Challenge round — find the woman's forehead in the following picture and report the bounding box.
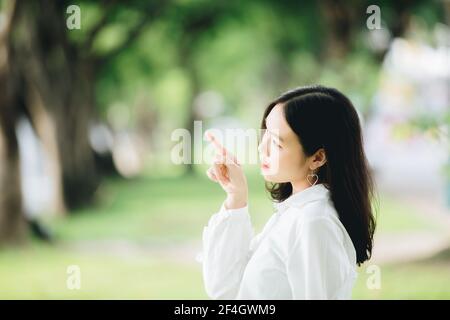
[266,103,295,142]
[266,104,284,126]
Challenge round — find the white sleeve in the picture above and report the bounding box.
[198,203,254,300]
[286,217,349,299]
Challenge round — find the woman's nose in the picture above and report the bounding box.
[257,142,263,154]
[258,137,269,157]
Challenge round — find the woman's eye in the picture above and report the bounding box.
[271,138,282,149]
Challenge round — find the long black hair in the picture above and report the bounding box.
[261,85,377,265]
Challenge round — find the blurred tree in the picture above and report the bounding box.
[0,0,168,244]
[0,0,27,244]
[166,1,240,174]
[0,0,445,244]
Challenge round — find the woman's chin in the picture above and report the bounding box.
[260,170,284,183]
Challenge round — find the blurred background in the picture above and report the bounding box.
[0,0,448,299]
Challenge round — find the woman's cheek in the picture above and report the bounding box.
[272,151,289,177]
[280,152,303,179]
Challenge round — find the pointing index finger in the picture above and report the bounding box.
[205,130,238,164]
[206,131,226,154]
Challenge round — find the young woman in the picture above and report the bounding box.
[199,85,376,300]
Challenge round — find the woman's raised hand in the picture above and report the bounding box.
[205,131,248,209]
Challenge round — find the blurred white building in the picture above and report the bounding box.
[16,117,55,218]
[365,31,449,207]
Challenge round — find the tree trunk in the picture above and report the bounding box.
[0,0,27,244]
[0,91,26,245]
[25,83,66,214]
[12,1,100,210]
[320,0,357,60]
[53,62,100,209]
[180,40,201,175]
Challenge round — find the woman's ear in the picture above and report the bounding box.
[310,148,327,171]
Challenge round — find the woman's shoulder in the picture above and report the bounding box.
[283,197,343,238]
[280,197,356,264]
[288,196,337,221]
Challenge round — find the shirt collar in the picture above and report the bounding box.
[272,183,330,212]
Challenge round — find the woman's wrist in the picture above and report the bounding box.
[225,194,248,210]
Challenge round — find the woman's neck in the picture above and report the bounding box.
[291,179,311,194]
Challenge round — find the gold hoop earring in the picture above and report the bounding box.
[307,172,318,186]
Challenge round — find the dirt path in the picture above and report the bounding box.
[371,194,450,265]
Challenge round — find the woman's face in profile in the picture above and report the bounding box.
[258,103,310,184]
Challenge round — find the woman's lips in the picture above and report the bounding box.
[261,162,270,170]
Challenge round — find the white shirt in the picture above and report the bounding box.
[197,183,358,300]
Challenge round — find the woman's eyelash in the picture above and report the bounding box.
[271,138,282,148]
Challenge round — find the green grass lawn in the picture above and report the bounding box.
[45,171,275,243]
[0,172,448,299]
[1,242,449,299]
[353,260,450,299]
[0,243,206,299]
[46,172,444,242]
